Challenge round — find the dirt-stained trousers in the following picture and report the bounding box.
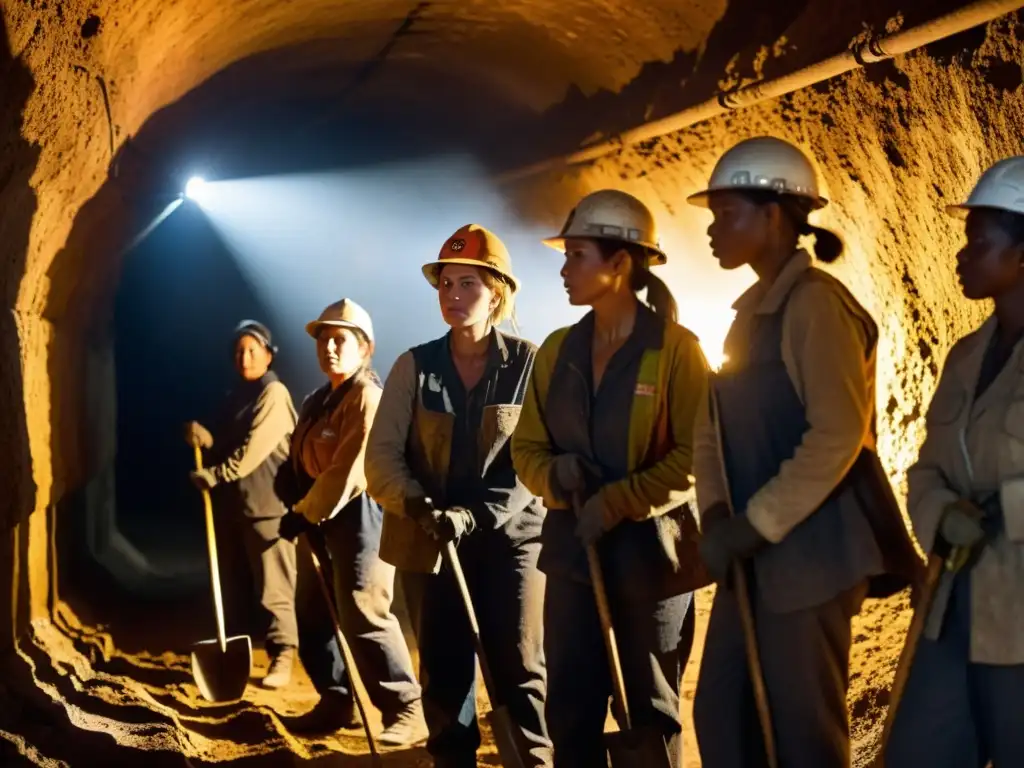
[296,493,421,719]
[401,528,552,768]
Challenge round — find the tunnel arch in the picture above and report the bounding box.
[3,0,1024,764]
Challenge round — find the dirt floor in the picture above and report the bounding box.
[0,577,907,767]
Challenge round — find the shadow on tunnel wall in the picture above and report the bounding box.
[1,12,42,656]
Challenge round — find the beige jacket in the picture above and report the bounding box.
[908,316,1024,664]
[291,375,381,525]
[693,251,877,543]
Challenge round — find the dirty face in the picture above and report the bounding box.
[560,237,628,306]
[956,209,1024,301]
[317,326,368,380]
[235,334,273,381]
[706,191,775,271]
[438,264,497,328]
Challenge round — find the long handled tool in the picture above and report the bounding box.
[306,536,382,766]
[874,427,977,765]
[190,442,253,703]
[710,389,778,768]
[873,553,944,766]
[574,490,672,767]
[442,541,527,768]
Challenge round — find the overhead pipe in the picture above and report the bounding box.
[497,0,1024,185]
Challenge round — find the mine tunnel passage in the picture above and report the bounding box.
[3,0,1024,765]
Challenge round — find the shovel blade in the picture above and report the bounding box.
[605,726,672,768]
[190,635,253,703]
[485,706,528,768]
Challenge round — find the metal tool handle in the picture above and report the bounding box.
[585,542,634,730]
[194,442,228,653]
[709,388,778,768]
[443,541,502,704]
[307,539,380,762]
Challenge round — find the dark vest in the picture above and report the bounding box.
[715,270,921,613]
[379,331,543,573]
[538,309,707,600]
[216,371,287,519]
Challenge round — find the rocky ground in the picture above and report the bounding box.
[0,579,908,767]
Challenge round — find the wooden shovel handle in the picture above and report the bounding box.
[585,542,634,731]
[307,540,380,761]
[874,554,945,764]
[194,442,228,652]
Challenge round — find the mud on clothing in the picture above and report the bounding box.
[885,316,1024,766]
[281,373,420,715]
[692,253,919,768]
[511,303,709,767]
[206,371,298,652]
[366,330,551,767]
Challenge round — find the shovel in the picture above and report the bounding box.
[190,442,253,703]
[442,540,528,768]
[582,533,672,767]
[872,553,944,766]
[306,536,382,766]
[710,387,778,768]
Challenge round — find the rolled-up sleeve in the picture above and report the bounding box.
[210,381,295,485]
[744,281,873,543]
[365,351,426,515]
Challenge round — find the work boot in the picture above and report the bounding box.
[378,699,428,746]
[262,649,295,690]
[281,692,359,735]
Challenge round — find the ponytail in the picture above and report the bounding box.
[637,270,679,323]
[744,190,845,264]
[799,221,844,264]
[597,239,680,323]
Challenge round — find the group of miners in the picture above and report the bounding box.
[183,135,1024,768]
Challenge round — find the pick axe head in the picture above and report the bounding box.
[190,635,253,703]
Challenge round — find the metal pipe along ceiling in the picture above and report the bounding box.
[498,0,1024,184]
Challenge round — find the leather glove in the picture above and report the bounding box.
[939,499,985,549]
[549,454,599,504]
[190,468,217,491]
[420,507,476,544]
[184,421,214,449]
[699,514,767,588]
[279,510,313,542]
[575,493,619,546]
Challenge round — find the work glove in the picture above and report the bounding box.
[939,499,985,549]
[549,453,600,505]
[279,510,313,542]
[420,507,476,544]
[698,513,767,588]
[190,468,217,491]
[574,493,621,546]
[184,421,214,450]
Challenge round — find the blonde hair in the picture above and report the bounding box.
[479,268,519,332]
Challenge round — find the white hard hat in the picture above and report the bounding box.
[306,298,375,346]
[946,156,1024,219]
[543,189,667,265]
[687,136,828,209]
